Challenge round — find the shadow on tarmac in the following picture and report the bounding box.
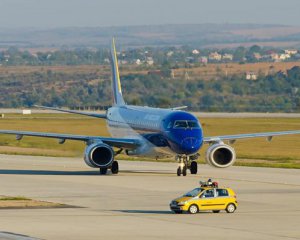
[0,169,175,176]
[113,210,211,215]
[0,169,102,176]
[113,209,173,214]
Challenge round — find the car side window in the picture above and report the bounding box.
[201,189,215,198]
[216,189,229,197]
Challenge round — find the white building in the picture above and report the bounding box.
[246,72,257,80]
[192,49,200,55]
[167,51,174,57]
[253,53,262,60]
[285,49,298,55]
[146,57,154,65]
[135,59,142,65]
[270,53,280,62]
[222,53,233,61]
[279,53,291,61]
[209,52,222,61]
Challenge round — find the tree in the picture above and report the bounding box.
[233,47,246,62]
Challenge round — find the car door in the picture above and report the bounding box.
[198,189,217,210]
[213,188,230,210]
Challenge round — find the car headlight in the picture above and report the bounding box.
[178,201,187,206]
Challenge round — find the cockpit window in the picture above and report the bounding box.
[174,120,200,129]
[174,120,188,128]
[188,121,199,128]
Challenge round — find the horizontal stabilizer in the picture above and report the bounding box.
[170,106,188,110]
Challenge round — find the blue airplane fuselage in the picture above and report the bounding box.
[106,105,203,157]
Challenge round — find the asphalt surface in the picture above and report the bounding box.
[0,154,299,240]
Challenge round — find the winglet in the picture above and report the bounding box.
[111,38,125,106]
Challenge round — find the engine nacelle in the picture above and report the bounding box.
[84,143,114,168]
[206,143,236,168]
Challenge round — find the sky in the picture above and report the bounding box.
[0,0,299,28]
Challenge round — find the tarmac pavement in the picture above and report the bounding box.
[0,154,299,240]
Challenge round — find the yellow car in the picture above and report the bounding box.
[170,185,238,214]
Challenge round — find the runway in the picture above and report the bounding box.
[0,154,299,240]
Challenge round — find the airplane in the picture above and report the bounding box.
[1,39,300,176]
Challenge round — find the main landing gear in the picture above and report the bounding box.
[176,155,198,176]
[99,161,119,175]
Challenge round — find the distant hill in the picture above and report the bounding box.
[1,24,300,48]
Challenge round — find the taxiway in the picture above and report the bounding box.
[0,154,299,240]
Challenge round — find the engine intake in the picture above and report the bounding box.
[206,143,236,168]
[84,143,114,168]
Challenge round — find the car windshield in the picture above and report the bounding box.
[174,120,200,129]
[184,188,203,197]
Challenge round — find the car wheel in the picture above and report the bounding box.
[174,210,182,214]
[226,203,236,213]
[188,204,198,214]
[212,210,220,213]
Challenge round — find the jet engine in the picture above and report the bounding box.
[205,143,236,168]
[84,142,114,168]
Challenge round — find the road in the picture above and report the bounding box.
[0,154,299,240]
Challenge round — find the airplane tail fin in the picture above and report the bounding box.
[110,38,125,106]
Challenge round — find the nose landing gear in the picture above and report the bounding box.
[176,155,198,176]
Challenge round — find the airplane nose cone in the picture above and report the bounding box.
[181,137,201,154]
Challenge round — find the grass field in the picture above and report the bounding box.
[0,195,66,208]
[1,114,300,169]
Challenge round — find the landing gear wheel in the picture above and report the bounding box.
[176,155,189,176]
[190,161,198,174]
[111,161,119,174]
[188,204,198,214]
[177,167,181,176]
[100,168,108,175]
[182,166,187,176]
[226,203,236,213]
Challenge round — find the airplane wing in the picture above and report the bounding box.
[203,130,300,144]
[34,105,107,119]
[0,130,140,149]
